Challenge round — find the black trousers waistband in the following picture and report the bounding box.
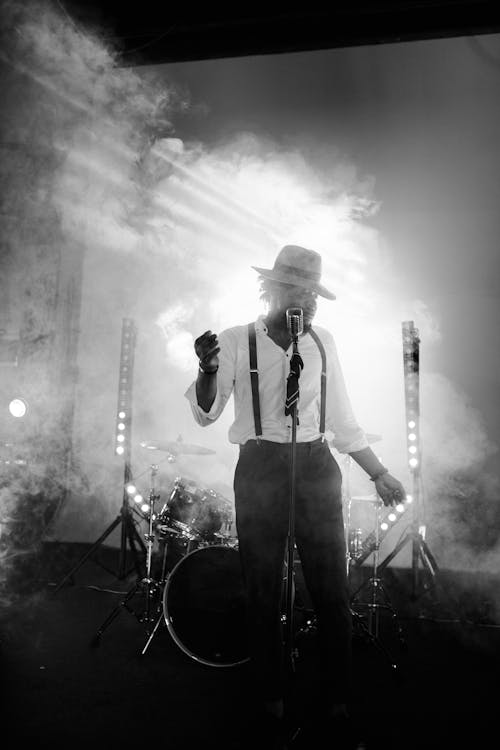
[239,437,325,453]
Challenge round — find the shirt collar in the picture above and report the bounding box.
[255,315,268,334]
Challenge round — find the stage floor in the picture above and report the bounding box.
[1,542,499,749]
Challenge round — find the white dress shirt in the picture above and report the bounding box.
[185,315,369,453]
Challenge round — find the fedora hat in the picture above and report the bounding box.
[252,245,335,300]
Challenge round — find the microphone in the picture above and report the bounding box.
[286,307,304,338]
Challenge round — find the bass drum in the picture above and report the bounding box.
[163,544,249,668]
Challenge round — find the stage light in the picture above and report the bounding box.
[135,494,143,503]
[140,503,150,513]
[8,398,28,418]
[126,484,136,495]
[114,319,137,458]
[353,490,414,566]
[409,446,417,454]
[408,433,416,441]
[409,458,419,468]
[116,446,124,455]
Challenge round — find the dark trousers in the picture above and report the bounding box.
[234,438,352,703]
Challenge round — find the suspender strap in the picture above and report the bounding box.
[248,322,262,438]
[308,327,327,438]
[247,323,327,440]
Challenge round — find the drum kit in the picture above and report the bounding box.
[93,432,402,669]
[93,439,249,668]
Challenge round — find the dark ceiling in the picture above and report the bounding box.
[62,1,500,67]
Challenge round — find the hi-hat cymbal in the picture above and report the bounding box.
[139,440,215,456]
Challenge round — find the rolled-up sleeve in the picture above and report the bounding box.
[184,328,236,426]
[324,333,369,454]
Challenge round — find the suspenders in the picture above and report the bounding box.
[308,327,327,436]
[248,323,263,438]
[247,322,326,440]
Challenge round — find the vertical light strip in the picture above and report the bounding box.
[115,318,137,459]
[402,321,420,474]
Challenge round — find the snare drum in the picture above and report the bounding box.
[163,544,249,667]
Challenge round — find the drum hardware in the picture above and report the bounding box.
[348,493,405,670]
[295,484,403,676]
[142,480,236,657]
[91,463,168,648]
[155,477,235,547]
[162,543,249,668]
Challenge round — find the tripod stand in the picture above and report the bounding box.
[349,495,405,665]
[377,483,439,602]
[388,319,439,602]
[91,463,164,646]
[53,462,147,592]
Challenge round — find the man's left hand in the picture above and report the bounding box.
[374,473,407,507]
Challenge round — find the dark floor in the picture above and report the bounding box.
[1,541,499,749]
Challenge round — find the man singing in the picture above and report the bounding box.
[185,245,406,748]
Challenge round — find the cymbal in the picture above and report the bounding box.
[139,440,215,456]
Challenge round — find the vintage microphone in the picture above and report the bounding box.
[283,307,304,723]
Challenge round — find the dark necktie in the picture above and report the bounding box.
[285,349,304,421]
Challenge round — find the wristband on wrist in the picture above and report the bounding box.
[369,467,389,482]
[199,362,218,375]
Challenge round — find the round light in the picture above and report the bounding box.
[126,484,136,495]
[396,504,405,513]
[8,398,28,418]
[408,420,416,429]
[406,494,413,503]
[140,503,150,513]
[381,522,389,531]
[118,411,126,419]
[409,446,417,454]
[408,433,416,441]
[388,513,396,522]
[135,494,143,503]
[117,434,125,443]
[118,423,125,430]
[116,446,125,455]
[409,458,419,468]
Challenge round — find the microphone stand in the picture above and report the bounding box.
[283,309,304,743]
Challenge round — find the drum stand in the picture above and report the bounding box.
[91,464,165,648]
[349,495,405,667]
